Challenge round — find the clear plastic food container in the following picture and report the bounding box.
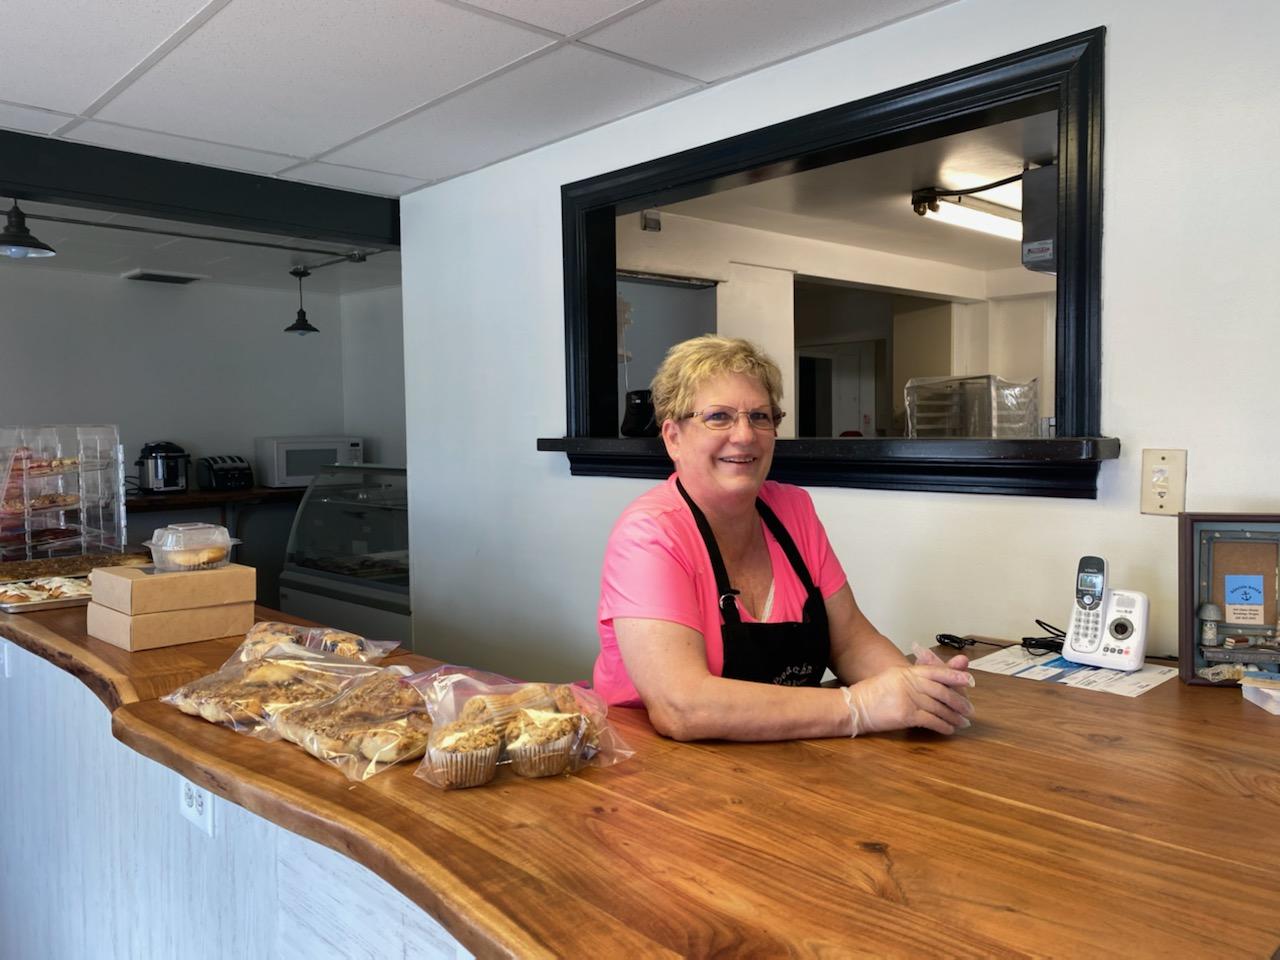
[142,522,240,572]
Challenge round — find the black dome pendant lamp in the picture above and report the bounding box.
[284,265,319,335]
[1,201,57,259]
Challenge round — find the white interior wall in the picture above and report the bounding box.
[400,0,1280,678]
[989,295,1053,410]
[618,210,989,300]
[715,263,796,437]
[340,285,407,467]
[0,267,346,464]
[891,300,953,414]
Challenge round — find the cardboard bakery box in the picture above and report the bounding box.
[86,601,255,652]
[90,563,256,615]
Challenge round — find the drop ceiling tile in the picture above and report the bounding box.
[66,121,300,175]
[326,45,696,181]
[96,0,555,157]
[458,0,648,35]
[0,103,72,136]
[584,0,947,81]
[279,163,425,197]
[3,0,213,114]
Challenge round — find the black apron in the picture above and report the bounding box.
[677,479,830,686]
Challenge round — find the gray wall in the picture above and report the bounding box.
[341,285,407,466]
[615,279,716,427]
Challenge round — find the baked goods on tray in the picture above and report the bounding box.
[0,552,148,582]
[0,575,92,607]
[163,649,383,736]
[273,666,432,780]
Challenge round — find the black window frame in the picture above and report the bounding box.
[538,27,1118,499]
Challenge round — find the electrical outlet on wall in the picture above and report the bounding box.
[179,777,215,837]
[1140,449,1187,515]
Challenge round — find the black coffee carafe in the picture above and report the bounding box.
[620,389,659,437]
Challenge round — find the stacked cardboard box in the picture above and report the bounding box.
[87,563,256,651]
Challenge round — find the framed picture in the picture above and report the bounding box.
[1178,512,1280,685]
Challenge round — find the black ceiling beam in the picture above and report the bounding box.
[0,130,399,249]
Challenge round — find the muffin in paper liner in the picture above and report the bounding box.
[504,709,585,779]
[422,720,502,789]
[506,732,575,778]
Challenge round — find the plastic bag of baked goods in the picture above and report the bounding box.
[409,666,633,790]
[226,620,399,664]
[163,645,384,738]
[271,665,432,781]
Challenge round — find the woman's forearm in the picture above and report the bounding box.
[649,676,854,742]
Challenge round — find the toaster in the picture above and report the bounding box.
[196,455,254,491]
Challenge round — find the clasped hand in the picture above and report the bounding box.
[841,645,975,736]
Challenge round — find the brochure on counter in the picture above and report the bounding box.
[969,646,1178,697]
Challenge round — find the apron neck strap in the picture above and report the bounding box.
[675,479,821,620]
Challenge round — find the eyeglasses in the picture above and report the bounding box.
[683,404,784,431]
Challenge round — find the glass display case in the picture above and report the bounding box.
[278,465,411,644]
[1,425,127,563]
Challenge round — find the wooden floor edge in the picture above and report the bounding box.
[109,707,678,960]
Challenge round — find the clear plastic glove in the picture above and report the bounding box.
[841,645,975,736]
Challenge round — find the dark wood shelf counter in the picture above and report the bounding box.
[4,609,1280,957]
[126,486,305,514]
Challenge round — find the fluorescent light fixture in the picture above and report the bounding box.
[921,195,1022,241]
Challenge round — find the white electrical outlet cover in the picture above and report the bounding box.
[179,777,215,837]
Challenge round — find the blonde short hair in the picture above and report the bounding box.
[650,335,783,425]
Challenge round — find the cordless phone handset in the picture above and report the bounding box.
[1067,556,1107,653]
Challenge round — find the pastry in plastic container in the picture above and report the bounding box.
[410,667,634,790]
[162,646,383,737]
[229,620,398,664]
[143,522,239,572]
[272,666,432,780]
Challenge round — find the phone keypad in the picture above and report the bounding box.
[1070,605,1103,652]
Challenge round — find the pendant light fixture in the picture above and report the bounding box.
[1,201,57,259]
[284,265,319,335]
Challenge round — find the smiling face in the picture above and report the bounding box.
[662,372,776,513]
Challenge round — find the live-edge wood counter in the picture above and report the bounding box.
[4,609,1280,958]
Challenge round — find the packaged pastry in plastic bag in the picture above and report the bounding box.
[409,666,633,790]
[271,665,432,780]
[227,620,399,664]
[162,645,384,738]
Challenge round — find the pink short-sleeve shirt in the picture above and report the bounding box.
[593,475,847,706]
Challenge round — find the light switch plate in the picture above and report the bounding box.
[1140,449,1187,515]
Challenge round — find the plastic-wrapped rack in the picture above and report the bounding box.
[0,424,127,564]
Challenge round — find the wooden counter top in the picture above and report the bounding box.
[114,657,1280,959]
[6,608,1280,957]
[0,604,310,710]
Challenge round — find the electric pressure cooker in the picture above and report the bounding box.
[135,441,191,494]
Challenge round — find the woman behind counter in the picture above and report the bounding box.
[593,335,975,742]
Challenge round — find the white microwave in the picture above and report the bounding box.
[255,436,363,487]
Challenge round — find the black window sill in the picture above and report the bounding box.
[536,437,1121,499]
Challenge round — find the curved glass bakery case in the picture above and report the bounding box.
[278,465,411,645]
